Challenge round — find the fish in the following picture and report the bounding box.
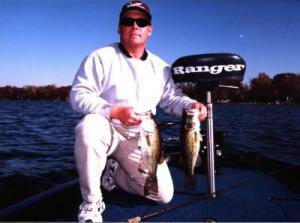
[138,113,164,196]
[181,108,202,187]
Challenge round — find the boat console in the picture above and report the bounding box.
[171,53,245,89]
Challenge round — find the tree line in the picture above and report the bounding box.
[0,85,71,101]
[181,72,300,104]
[0,73,299,103]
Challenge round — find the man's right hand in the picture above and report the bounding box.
[110,106,142,126]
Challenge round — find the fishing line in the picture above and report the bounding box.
[127,164,298,222]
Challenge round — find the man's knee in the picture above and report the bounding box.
[146,176,174,204]
[76,114,108,131]
[75,114,112,147]
[156,183,174,204]
[155,162,174,204]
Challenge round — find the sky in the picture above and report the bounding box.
[0,0,300,87]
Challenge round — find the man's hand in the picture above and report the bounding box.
[110,106,141,126]
[191,102,207,121]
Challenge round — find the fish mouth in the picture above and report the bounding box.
[184,123,198,130]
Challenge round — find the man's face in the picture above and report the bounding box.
[119,10,152,48]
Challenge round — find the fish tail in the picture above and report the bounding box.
[184,174,197,187]
[144,176,158,195]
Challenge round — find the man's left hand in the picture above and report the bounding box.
[191,102,207,121]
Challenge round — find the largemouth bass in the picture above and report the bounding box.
[138,113,163,195]
[182,108,202,187]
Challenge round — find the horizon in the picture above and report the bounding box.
[1,0,300,87]
[1,71,299,88]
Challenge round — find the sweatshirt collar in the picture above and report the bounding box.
[118,43,148,61]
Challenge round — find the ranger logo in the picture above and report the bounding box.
[172,64,245,75]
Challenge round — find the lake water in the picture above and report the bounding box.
[0,101,299,208]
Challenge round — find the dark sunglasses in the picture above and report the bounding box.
[120,17,151,28]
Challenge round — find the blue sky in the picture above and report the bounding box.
[0,0,299,87]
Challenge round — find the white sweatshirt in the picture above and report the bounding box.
[70,43,196,123]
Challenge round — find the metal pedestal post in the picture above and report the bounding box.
[206,91,216,197]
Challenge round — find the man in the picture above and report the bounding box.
[70,1,207,222]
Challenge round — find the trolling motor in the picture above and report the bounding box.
[171,53,246,197]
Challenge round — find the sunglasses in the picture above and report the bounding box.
[120,17,151,28]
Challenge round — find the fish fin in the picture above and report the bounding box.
[184,175,197,187]
[194,132,197,143]
[164,156,171,163]
[146,134,151,147]
[158,151,165,164]
[195,154,202,167]
[138,156,148,174]
[194,131,200,143]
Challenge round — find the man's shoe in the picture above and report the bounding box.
[101,158,119,192]
[78,200,105,222]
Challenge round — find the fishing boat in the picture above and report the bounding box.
[0,142,299,222]
[1,54,299,222]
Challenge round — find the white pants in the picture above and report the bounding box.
[74,114,174,204]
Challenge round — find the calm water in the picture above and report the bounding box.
[0,101,299,208]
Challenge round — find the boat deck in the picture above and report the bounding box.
[1,163,299,222]
[105,166,300,222]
